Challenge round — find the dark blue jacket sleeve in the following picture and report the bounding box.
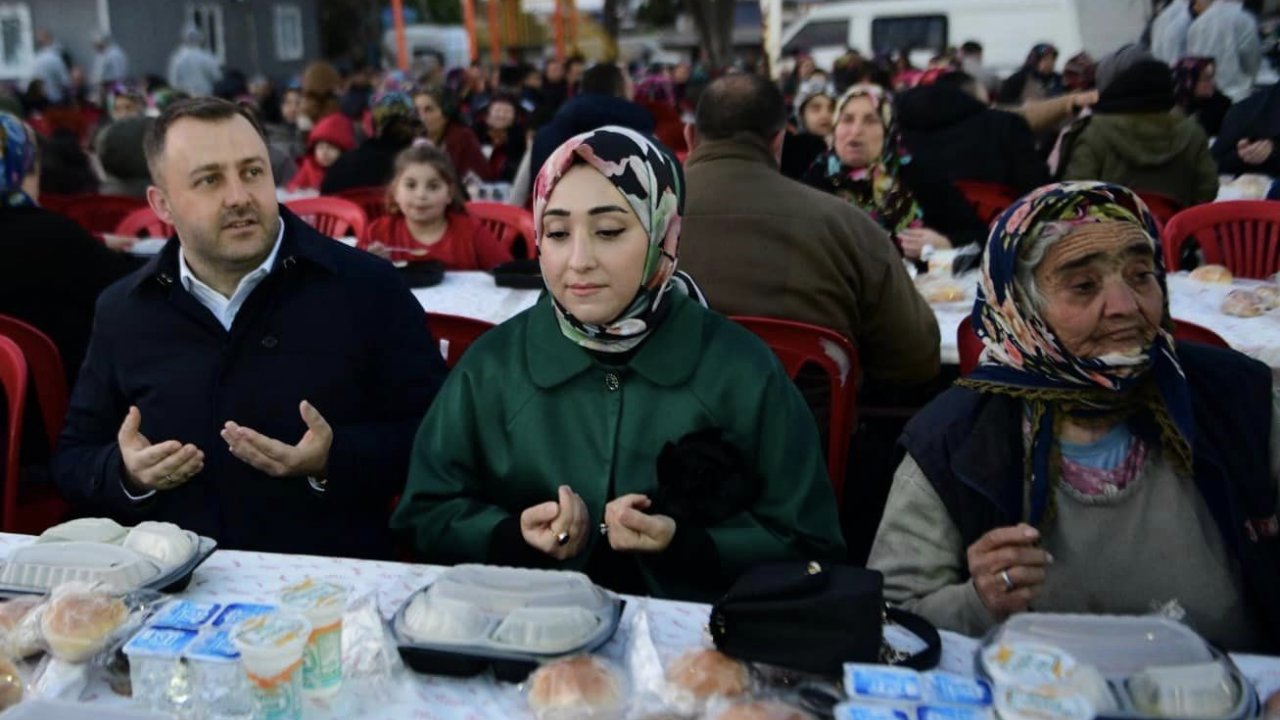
[322,270,447,505]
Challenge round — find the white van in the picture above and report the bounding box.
[777,0,1153,80]
[384,25,473,72]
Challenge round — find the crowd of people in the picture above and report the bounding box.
[2,0,1280,653]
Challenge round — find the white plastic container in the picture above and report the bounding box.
[230,612,311,720]
[122,626,198,712]
[278,578,347,699]
[185,628,253,720]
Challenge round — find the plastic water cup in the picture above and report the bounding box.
[230,612,311,720]
[278,578,348,699]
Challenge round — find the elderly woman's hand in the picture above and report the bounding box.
[519,485,590,560]
[603,494,677,553]
[897,227,952,260]
[966,523,1054,620]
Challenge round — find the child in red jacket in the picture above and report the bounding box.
[359,143,513,270]
[285,113,355,192]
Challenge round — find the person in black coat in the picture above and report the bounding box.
[1212,83,1280,176]
[0,113,137,386]
[53,98,446,559]
[1174,57,1233,138]
[319,92,423,195]
[530,63,656,178]
[898,72,1050,194]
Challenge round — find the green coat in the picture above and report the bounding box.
[391,292,846,601]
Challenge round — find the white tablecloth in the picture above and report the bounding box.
[412,271,541,326]
[931,272,1280,376]
[0,533,1275,718]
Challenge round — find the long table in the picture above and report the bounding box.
[1,533,1277,719]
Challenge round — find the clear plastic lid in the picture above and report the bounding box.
[0,542,160,592]
[985,614,1213,678]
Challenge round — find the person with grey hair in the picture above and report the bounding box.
[867,181,1280,653]
[90,32,129,90]
[1186,0,1261,102]
[29,29,69,105]
[167,26,222,97]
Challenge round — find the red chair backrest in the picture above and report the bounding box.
[954,180,1021,228]
[466,201,536,259]
[957,317,985,376]
[0,336,28,534]
[730,316,859,506]
[285,196,369,239]
[115,206,174,239]
[427,313,496,368]
[1136,191,1183,231]
[39,193,77,215]
[332,187,391,224]
[0,315,67,452]
[62,195,148,237]
[1173,319,1229,348]
[1162,201,1280,280]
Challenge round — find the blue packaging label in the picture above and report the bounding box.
[152,601,222,630]
[926,672,993,707]
[845,665,925,702]
[184,629,240,662]
[835,703,912,720]
[918,705,992,720]
[124,627,198,658]
[213,603,276,628]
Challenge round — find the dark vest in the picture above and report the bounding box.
[901,342,1280,651]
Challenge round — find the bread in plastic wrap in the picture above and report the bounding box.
[1191,265,1234,283]
[40,587,128,662]
[121,522,194,569]
[664,648,750,714]
[526,655,625,720]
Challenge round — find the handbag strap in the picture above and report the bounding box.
[882,606,942,671]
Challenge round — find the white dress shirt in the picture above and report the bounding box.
[178,219,284,330]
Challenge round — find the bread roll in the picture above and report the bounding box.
[0,597,40,632]
[0,656,20,711]
[1222,289,1265,318]
[41,591,128,662]
[921,283,967,304]
[122,521,194,568]
[1263,688,1280,720]
[713,700,815,720]
[1190,265,1233,283]
[527,655,623,719]
[38,518,127,545]
[1253,285,1280,310]
[667,649,749,703]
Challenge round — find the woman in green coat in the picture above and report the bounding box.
[391,125,845,601]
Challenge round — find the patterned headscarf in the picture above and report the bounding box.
[1174,57,1215,109]
[805,84,923,236]
[533,126,683,354]
[958,181,1194,525]
[0,112,36,208]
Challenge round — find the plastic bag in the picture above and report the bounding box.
[38,583,157,663]
[340,590,404,702]
[526,654,629,720]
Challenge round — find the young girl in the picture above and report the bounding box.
[285,113,355,192]
[359,143,514,270]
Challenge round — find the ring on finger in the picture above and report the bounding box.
[598,522,609,537]
[556,531,570,546]
[1000,568,1015,592]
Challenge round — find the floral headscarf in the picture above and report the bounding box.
[0,112,36,208]
[1174,57,1215,108]
[533,126,683,354]
[958,181,1194,525]
[805,84,923,236]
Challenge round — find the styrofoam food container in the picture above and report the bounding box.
[0,542,160,591]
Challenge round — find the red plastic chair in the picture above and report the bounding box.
[0,336,31,534]
[285,196,369,239]
[466,201,536,259]
[958,317,1231,375]
[1136,191,1183,231]
[115,206,174,239]
[954,180,1021,227]
[332,187,391,224]
[1162,201,1280,280]
[957,318,985,376]
[39,193,77,215]
[730,316,859,506]
[426,313,496,368]
[61,195,148,238]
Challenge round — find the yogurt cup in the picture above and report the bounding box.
[230,611,311,720]
[278,578,347,699]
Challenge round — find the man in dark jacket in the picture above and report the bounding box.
[53,98,447,560]
[529,63,654,178]
[1213,82,1280,177]
[897,73,1049,194]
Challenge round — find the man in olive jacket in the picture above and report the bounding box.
[678,74,941,398]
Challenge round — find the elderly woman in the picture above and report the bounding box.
[867,182,1280,652]
[391,126,845,601]
[803,84,986,260]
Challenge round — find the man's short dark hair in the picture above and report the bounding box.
[143,96,267,180]
[580,63,627,97]
[961,41,983,55]
[694,74,786,142]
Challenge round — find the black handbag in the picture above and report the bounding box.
[710,561,940,677]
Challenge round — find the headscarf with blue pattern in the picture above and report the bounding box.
[0,112,36,209]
